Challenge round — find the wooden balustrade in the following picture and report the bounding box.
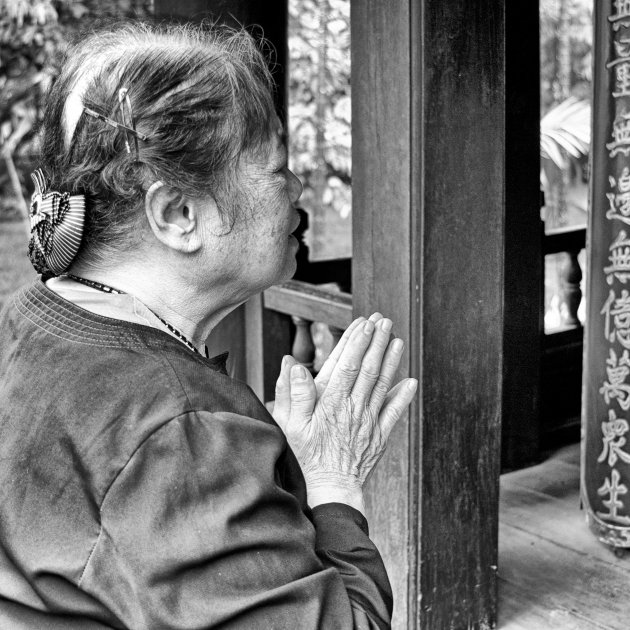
[544,225,586,330]
[541,224,587,446]
[562,251,583,327]
[263,280,353,374]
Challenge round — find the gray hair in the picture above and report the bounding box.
[39,21,277,267]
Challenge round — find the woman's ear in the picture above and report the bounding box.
[144,181,203,253]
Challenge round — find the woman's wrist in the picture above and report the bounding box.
[305,473,366,516]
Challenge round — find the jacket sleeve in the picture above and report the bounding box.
[79,410,392,629]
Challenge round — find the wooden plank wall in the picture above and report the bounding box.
[352,1,505,627]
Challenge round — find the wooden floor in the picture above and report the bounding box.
[498,443,630,629]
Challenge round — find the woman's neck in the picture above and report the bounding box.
[67,261,243,351]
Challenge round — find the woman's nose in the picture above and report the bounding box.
[287,168,303,204]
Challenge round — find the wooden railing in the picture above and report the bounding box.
[544,224,586,331]
[541,224,586,444]
[262,224,587,453]
[263,280,353,373]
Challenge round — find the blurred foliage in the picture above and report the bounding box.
[0,0,153,220]
[540,0,592,114]
[540,0,592,230]
[288,0,593,256]
[288,0,351,259]
[540,96,590,171]
[540,0,591,330]
[0,0,351,253]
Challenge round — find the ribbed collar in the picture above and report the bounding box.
[13,279,229,374]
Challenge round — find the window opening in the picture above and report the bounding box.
[288,0,352,262]
[540,0,592,330]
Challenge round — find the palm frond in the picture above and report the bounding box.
[541,97,591,168]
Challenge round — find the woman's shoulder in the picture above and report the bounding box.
[0,279,275,498]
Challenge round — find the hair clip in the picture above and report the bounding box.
[117,88,139,157]
[28,169,86,275]
[83,89,148,161]
[83,107,149,141]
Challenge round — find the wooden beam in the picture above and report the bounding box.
[352,1,505,627]
[543,226,586,256]
[264,281,353,330]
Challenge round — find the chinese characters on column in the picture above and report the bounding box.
[610,0,630,31]
[589,0,630,545]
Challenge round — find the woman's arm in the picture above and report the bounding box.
[78,409,392,629]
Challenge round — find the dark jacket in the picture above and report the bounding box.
[0,280,392,629]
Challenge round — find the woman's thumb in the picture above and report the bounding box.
[272,355,294,430]
[288,364,316,429]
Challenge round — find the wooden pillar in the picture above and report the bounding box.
[352,1,505,628]
[502,2,542,469]
[582,0,630,550]
[153,0,291,395]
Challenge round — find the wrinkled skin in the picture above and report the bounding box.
[273,313,418,514]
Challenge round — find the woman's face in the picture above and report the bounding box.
[198,124,303,302]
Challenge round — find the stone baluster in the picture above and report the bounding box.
[561,250,583,328]
[291,316,315,373]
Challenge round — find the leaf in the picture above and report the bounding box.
[540,97,590,170]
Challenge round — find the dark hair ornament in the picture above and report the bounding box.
[27,169,86,275]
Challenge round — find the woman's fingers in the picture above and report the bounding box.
[315,316,366,391]
[315,313,383,392]
[322,318,377,401]
[378,378,418,439]
[350,318,394,407]
[367,337,405,412]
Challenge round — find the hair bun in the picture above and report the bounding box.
[27,169,86,275]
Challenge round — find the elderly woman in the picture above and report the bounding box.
[0,22,417,629]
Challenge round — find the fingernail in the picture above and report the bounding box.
[281,355,288,369]
[369,312,382,321]
[364,320,375,335]
[392,338,404,353]
[292,365,307,381]
[381,318,392,333]
[407,379,418,392]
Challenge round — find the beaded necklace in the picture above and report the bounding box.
[66,274,208,358]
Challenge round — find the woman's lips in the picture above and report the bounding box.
[289,212,301,235]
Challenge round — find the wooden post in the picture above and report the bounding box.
[153,0,291,397]
[352,1,505,627]
[502,2,542,469]
[582,0,630,550]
